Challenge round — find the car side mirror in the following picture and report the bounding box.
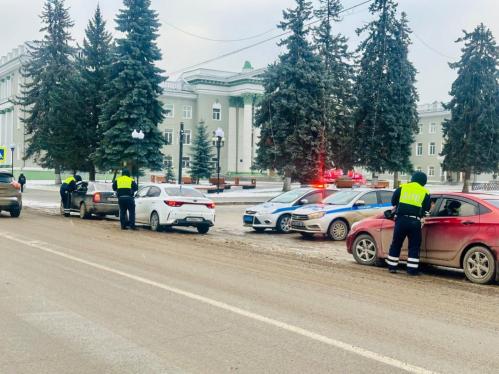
[299,199,309,205]
[354,200,365,207]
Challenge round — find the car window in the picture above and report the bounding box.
[148,186,162,197]
[164,187,205,197]
[378,190,392,204]
[136,186,150,198]
[86,183,95,192]
[304,191,323,204]
[269,188,311,204]
[361,191,378,205]
[484,200,499,208]
[323,190,361,205]
[324,189,337,198]
[437,198,477,217]
[429,197,440,216]
[0,174,13,183]
[93,183,113,192]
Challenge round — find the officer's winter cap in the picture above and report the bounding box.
[122,168,130,177]
[74,175,82,182]
[411,171,427,186]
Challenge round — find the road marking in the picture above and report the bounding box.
[0,232,437,374]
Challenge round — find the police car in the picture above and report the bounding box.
[290,188,393,240]
[243,187,338,233]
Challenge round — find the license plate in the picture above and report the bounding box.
[108,198,118,202]
[186,217,203,222]
[292,221,305,227]
[243,215,254,224]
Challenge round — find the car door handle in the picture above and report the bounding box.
[462,221,475,225]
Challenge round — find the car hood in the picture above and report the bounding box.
[246,202,290,214]
[293,204,350,215]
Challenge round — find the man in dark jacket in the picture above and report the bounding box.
[18,173,26,192]
[386,171,431,275]
[112,168,138,230]
[60,175,82,217]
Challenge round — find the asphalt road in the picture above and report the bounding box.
[1,209,499,374]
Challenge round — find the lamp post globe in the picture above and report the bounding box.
[131,129,144,185]
[9,144,15,176]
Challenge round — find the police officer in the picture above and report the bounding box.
[60,174,82,217]
[112,168,138,230]
[386,171,431,275]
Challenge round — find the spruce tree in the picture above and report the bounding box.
[76,5,113,181]
[313,0,356,173]
[190,122,214,183]
[441,24,499,192]
[18,0,77,183]
[95,0,166,174]
[353,0,419,184]
[255,0,328,189]
[165,162,175,183]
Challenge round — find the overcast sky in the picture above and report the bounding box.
[1,0,498,104]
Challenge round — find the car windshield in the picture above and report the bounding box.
[485,199,499,208]
[269,188,310,204]
[323,190,361,205]
[164,187,205,198]
[0,174,13,183]
[93,183,113,192]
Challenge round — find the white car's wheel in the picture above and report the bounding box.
[276,214,292,233]
[327,219,348,241]
[150,211,162,232]
[463,246,496,284]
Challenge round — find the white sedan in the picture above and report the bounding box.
[134,184,215,234]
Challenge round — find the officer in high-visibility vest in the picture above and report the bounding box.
[386,171,431,275]
[60,174,82,217]
[112,168,138,230]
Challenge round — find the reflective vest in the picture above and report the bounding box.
[116,175,134,189]
[63,176,76,185]
[399,182,428,208]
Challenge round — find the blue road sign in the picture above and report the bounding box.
[0,146,6,163]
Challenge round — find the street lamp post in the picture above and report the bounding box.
[131,129,144,185]
[9,144,15,176]
[213,128,224,194]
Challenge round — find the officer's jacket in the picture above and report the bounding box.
[61,176,77,192]
[392,182,431,218]
[112,176,138,198]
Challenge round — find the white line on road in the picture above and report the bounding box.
[0,232,437,374]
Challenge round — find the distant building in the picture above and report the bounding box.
[0,45,35,170]
[160,62,264,176]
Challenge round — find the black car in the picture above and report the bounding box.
[60,181,119,219]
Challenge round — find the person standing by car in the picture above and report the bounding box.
[60,174,82,217]
[113,168,138,230]
[18,173,26,192]
[386,171,431,275]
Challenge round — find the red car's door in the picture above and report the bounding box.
[424,197,480,264]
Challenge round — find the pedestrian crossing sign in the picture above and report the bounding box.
[0,146,6,164]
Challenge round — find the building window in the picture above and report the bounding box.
[183,105,192,119]
[212,102,221,121]
[429,142,436,156]
[183,129,191,145]
[211,157,218,171]
[182,156,191,169]
[428,166,435,176]
[400,171,406,176]
[429,122,436,134]
[165,104,174,118]
[416,166,422,172]
[418,124,423,134]
[165,129,174,145]
[416,143,423,156]
[164,155,173,168]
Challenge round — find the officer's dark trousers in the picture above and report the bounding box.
[118,196,135,229]
[386,215,422,274]
[59,186,71,215]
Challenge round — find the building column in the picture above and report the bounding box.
[238,96,253,173]
[227,106,237,173]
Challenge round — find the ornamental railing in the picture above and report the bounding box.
[471,181,499,191]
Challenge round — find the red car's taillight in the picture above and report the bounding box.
[165,200,184,207]
[206,202,215,209]
[93,192,101,203]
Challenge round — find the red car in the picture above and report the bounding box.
[346,192,499,284]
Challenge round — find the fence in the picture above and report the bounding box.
[471,181,499,191]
